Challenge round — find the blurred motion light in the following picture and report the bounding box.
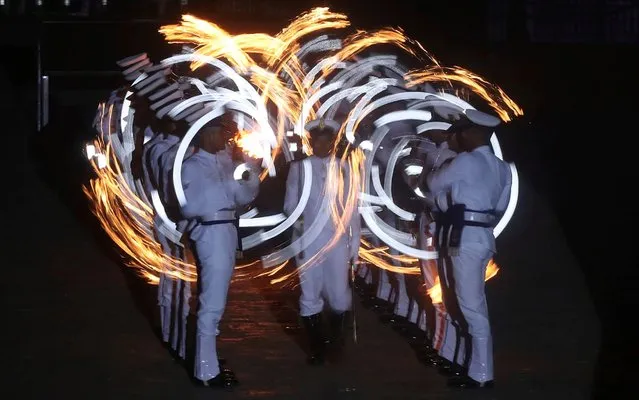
[86,144,96,159]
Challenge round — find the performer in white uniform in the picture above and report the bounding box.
[158,128,196,360]
[423,110,511,388]
[363,100,414,317]
[181,123,260,388]
[415,129,459,369]
[284,118,360,365]
[375,114,414,326]
[146,119,180,346]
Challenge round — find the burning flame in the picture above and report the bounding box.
[83,136,197,284]
[406,67,524,122]
[233,130,267,159]
[427,259,500,304]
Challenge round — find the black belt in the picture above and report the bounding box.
[433,207,495,228]
[199,218,243,258]
[434,205,496,256]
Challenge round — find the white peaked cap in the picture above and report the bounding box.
[305,118,341,135]
[465,108,501,127]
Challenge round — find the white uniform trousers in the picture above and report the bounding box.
[191,223,237,381]
[169,245,192,359]
[449,243,494,382]
[154,225,174,343]
[298,236,352,316]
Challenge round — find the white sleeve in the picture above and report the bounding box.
[495,163,512,215]
[424,154,472,212]
[179,160,204,220]
[426,154,468,194]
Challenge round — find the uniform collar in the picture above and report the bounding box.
[196,148,217,162]
[474,145,492,154]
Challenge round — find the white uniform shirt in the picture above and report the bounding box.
[181,149,260,242]
[426,145,511,252]
[425,141,457,171]
[158,142,195,208]
[284,155,361,258]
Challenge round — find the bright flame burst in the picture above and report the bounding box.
[233,130,267,159]
[83,135,196,284]
[427,259,500,304]
[86,7,521,289]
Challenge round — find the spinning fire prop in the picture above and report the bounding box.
[84,8,521,300]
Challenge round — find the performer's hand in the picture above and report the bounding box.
[231,143,245,162]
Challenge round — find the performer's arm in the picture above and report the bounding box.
[495,163,512,215]
[426,154,467,194]
[421,155,469,212]
[179,160,204,220]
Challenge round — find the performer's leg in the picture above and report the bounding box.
[192,225,237,386]
[171,245,184,354]
[432,304,448,352]
[448,244,493,386]
[438,256,465,368]
[298,256,326,365]
[298,260,325,317]
[406,275,421,325]
[421,257,448,352]
[155,232,174,344]
[357,262,368,279]
[323,246,352,314]
[393,272,410,319]
[323,243,352,353]
[376,268,392,302]
[177,279,192,360]
[169,244,192,360]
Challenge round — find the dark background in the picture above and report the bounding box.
[1,0,638,397]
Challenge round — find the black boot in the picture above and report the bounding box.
[448,375,494,389]
[328,311,347,362]
[301,313,325,365]
[192,367,239,390]
[438,359,466,377]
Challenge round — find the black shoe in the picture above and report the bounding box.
[405,326,427,343]
[354,276,366,291]
[390,316,410,332]
[417,344,438,360]
[376,300,394,313]
[361,296,383,309]
[357,282,375,296]
[422,353,445,367]
[448,375,494,389]
[301,313,325,366]
[193,369,239,389]
[438,361,466,377]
